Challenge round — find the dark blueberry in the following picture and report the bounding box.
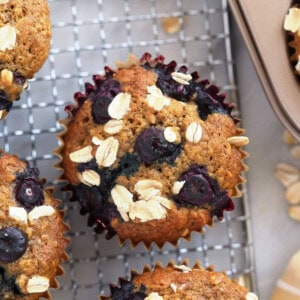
[117,153,141,177]
[110,278,146,300]
[140,53,235,121]
[134,127,182,165]
[0,227,28,263]
[0,90,12,112]
[173,164,234,219]
[91,96,112,125]
[0,266,22,298]
[13,73,26,86]
[16,167,40,181]
[15,178,44,210]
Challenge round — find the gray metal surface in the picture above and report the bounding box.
[0,0,257,299]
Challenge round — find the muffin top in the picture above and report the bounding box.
[101,262,256,300]
[59,53,248,246]
[0,151,68,300]
[0,0,51,117]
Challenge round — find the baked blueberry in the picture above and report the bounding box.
[0,227,28,263]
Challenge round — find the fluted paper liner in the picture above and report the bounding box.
[100,259,250,299]
[54,53,249,250]
[271,250,300,300]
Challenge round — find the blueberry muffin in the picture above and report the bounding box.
[284,4,300,75]
[0,0,51,119]
[57,53,249,248]
[0,151,69,299]
[101,261,257,300]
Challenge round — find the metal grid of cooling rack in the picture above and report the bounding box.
[0,0,257,299]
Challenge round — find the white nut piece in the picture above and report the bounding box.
[145,292,163,300]
[9,207,28,224]
[26,275,50,293]
[171,72,192,85]
[111,185,133,222]
[164,126,181,143]
[227,136,249,147]
[80,170,101,186]
[108,92,131,119]
[290,145,300,159]
[95,137,119,167]
[174,264,192,273]
[0,24,17,51]
[284,7,300,33]
[1,69,13,84]
[288,206,300,222]
[170,283,177,293]
[286,181,300,204]
[186,122,202,143]
[0,0,9,4]
[172,180,185,194]
[69,145,93,163]
[146,85,170,111]
[246,292,259,300]
[275,163,300,187]
[104,119,123,134]
[28,206,55,222]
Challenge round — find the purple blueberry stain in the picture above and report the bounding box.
[173,164,234,219]
[0,227,28,263]
[110,278,147,300]
[0,266,22,298]
[0,90,12,113]
[134,127,182,166]
[15,167,44,211]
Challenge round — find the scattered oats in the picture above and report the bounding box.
[170,283,177,293]
[290,145,300,158]
[92,136,103,146]
[104,119,123,134]
[164,126,181,143]
[227,136,249,147]
[69,146,93,163]
[283,130,297,145]
[9,207,28,224]
[171,72,192,85]
[134,179,163,195]
[151,196,173,209]
[95,137,119,167]
[111,185,133,222]
[286,181,300,204]
[108,92,131,119]
[174,264,192,273]
[129,199,167,222]
[1,69,13,84]
[288,206,300,222]
[162,17,181,34]
[81,170,100,186]
[172,180,185,194]
[28,206,55,222]
[246,292,259,300]
[0,24,16,51]
[145,292,163,300]
[275,163,300,187]
[284,7,300,33]
[26,276,50,293]
[115,53,140,69]
[146,85,170,111]
[186,122,202,143]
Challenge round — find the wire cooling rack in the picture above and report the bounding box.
[0,0,257,299]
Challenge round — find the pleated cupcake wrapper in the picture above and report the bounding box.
[37,186,70,300]
[100,258,251,300]
[54,53,249,250]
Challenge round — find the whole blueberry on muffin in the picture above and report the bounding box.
[101,261,257,300]
[0,151,68,299]
[0,0,51,119]
[57,53,249,248]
